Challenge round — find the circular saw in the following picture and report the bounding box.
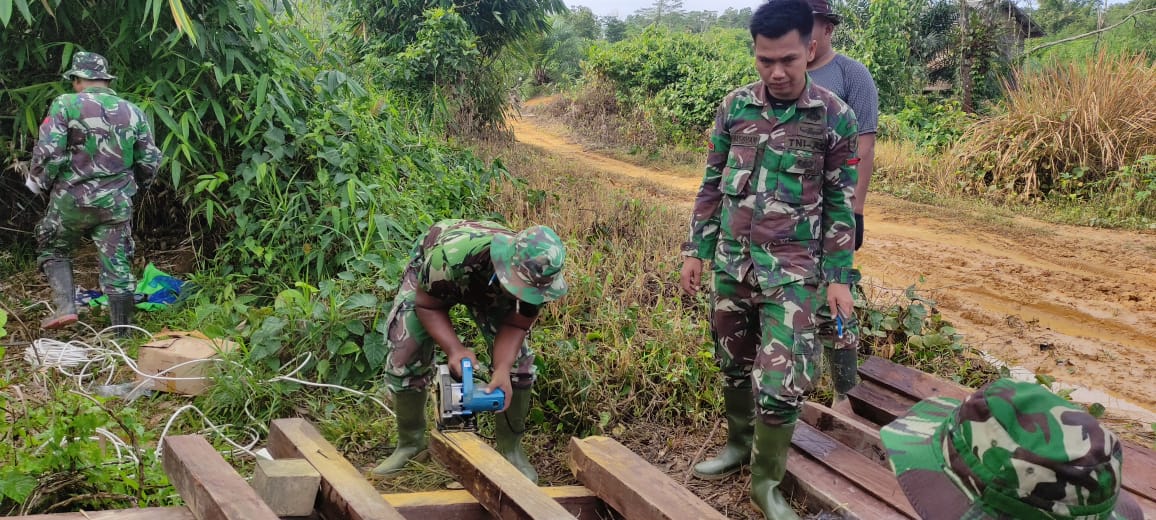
[435,358,505,431]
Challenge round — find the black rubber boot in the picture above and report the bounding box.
[495,388,537,483]
[827,347,858,403]
[693,386,756,480]
[41,259,78,330]
[750,422,801,520]
[371,391,429,476]
[108,293,134,338]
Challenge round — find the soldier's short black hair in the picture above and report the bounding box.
[750,0,815,41]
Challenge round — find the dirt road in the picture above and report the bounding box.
[511,108,1156,425]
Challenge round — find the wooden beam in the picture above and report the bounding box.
[801,402,887,467]
[567,436,727,520]
[267,418,406,520]
[846,379,917,426]
[429,430,578,520]
[382,486,609,520]
[6,508,197,519]
[784,449,908,519]
[857,356,970,402]
[791,423,918,518]
[161,435,281,520]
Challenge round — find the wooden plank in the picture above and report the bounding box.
[267,418,406,520]
[382,486,610,520]
[784,449,908,520]
[801,402,887,466]
[846,379,916,426]
[430,430,578,520]
[857,356,970,401]
[1122,441,1156,500]
[791,423,918,518]
[7,507,197,519]
[1131,491,1156,519]
[567,436,727,520]
[161,435,281,520]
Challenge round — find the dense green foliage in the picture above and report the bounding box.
[583,26,754,146]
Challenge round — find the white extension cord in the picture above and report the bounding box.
[24,319,394,464]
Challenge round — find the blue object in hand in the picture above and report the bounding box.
[461,358,505,414]
[836,314,845,339]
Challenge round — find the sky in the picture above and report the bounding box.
[570,0,758,19]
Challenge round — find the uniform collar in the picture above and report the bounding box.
[743,76,824,111]
[81,86,117,95]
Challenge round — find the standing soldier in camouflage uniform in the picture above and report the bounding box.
[679,1,859,518]
[807,0,880,403]
[881,379,1144,520]
[27,52,161,334]
[371,219,567,483]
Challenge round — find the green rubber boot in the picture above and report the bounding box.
[750,422,800,520]
[371,391,428,476]
[108,293,135,338]
[40,259,78,330]
[827,347,858,404]
[693,386,756,480]
[495,388,537,483]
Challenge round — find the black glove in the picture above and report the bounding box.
[854,213,864,251]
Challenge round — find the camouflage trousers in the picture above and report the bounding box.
[814,282,861,351]
[36,192,134,295]
[383,267,536,394]
[711,271,822,426]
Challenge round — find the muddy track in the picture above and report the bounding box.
[510,107,1156,424]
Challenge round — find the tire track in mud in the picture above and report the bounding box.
[509,110,1156,424]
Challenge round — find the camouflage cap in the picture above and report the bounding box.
[880,379,1143,520]
[808,0,843,24]
[490,225,567,305]
[62,52,116,81]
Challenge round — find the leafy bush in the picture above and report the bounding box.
[878,95,972,152]
[580,26,755,147]
[0,386,175,515]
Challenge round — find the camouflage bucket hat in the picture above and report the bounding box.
[490,225,567,305]
[808,0,843,24]
[62,52,116,81]
[880,379,1143,520]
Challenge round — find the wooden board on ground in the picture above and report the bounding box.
[790,423,917,518]
[800,402,887,466]
[846,378,916,426]
[382,486,610,520]
[162,435,281,520]
[855,355,1156,516]
[784,449,908,520]
[857,356,970,401]
[267,418,406,520]
[430,430,578,520]
[568,436,727,520]
[6,508,197,520]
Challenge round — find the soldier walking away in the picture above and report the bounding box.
[26,52,161,335]
[679,1,860,518]
[882,379,1145,520]
[371,219,568,483]
[806,0,880,403]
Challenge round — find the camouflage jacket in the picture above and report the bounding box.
[412,219,540,316]
[29,87,161,207]
[683,78,859,287]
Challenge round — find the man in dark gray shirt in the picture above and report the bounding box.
[807,0,879,403]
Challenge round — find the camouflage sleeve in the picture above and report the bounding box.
[28,96,71,189]
[820,106,859,282]
[683,98,732,260]
[133,108,161,187]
